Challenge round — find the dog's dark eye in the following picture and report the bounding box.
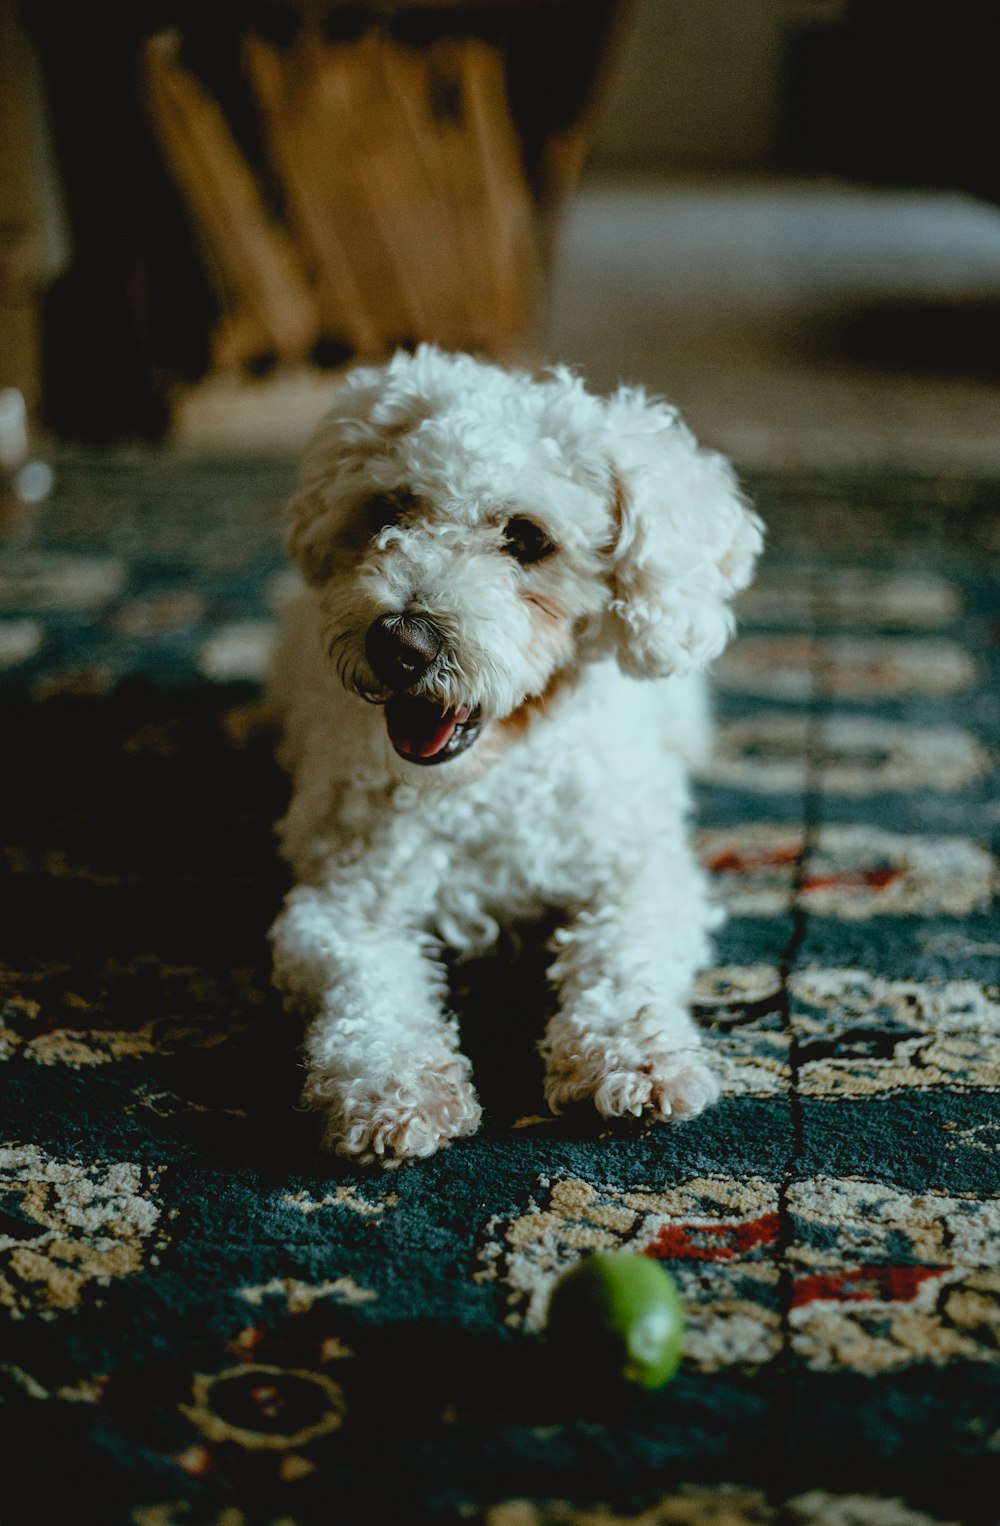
[365,490,415,537]
[502,517,555,565]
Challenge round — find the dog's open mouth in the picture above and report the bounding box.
[384,696,482,765]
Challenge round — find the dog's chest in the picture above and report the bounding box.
[422,763,594,913]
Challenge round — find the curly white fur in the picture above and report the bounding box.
[268,346,762,1163]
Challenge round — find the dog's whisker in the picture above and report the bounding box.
[325,629,351,662]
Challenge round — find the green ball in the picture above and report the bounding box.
[545,1252,685,1391]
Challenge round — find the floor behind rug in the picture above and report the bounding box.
[0,457,998,1525]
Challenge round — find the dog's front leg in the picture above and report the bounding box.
[541,858,720,1125]
[270,878,481,1163]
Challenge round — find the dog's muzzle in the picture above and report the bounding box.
[364,612,481,765]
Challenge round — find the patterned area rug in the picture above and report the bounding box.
[1,458,998,1525]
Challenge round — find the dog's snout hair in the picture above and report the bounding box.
[365,611,443,689]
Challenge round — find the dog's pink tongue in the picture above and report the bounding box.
[385,696,464,759]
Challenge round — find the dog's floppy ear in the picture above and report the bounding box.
[601,387,763,678]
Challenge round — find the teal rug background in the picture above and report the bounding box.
[0,459,998,1524]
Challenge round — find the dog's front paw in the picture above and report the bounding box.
[543,1016,719,1124]
[305,1058,482,1165]
[597,1049,720,1121]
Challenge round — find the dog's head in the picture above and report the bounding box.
[287,346,762,776]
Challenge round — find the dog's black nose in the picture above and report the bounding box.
[365,613,443,687]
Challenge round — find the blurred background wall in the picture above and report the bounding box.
[591,0,998,197]
[592,0,802,173]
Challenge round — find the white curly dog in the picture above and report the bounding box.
[268,346,762,1164]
